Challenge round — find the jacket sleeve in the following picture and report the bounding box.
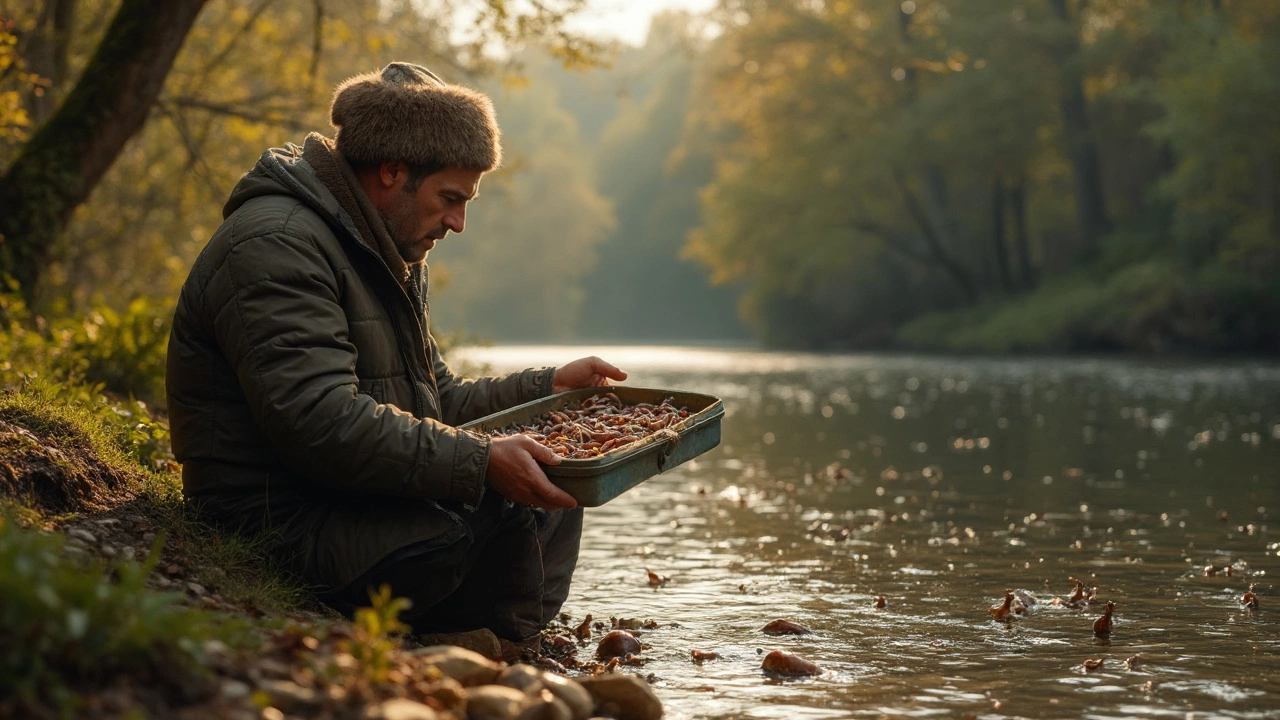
[430,332,557,427]
[208,229,489,505]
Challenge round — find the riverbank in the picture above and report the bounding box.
[0,383,664,719]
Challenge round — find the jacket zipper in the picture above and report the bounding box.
[334,221,437,419]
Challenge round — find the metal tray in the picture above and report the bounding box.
[461,386,724,507]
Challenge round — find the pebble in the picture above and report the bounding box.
[121,546,137,562]
[364,699,439,720]
[539,673,592,720]
[68,528,97,545]
[596,630,642,660]
[219,678,251,701]
[497,665,544,695]
[93,518,120,527]
[464,685,528,720]
[203,639,230,657]
[260,679,322,712]
[515,690,572,720]
[576,675,663,720]
[761,650,822,676]
[411,646,501,687]
[100,544,118,559]
[186,582,207,597]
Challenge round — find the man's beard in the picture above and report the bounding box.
[380,189,444,263]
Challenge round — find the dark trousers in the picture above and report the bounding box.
[319,492,584,640]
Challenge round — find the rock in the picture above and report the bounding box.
[93,518,121,527]
[120,546,137,562]
[420,677,467,716]
[596,630,641,660]
[164,563,184,577]
[411,646,501,686]
[497,664,545,695]
[515,690,573,720]
[100,544,118,559]
[199,596,220,609]
[364,698,440,720]
[415,628,502,660]
[219,678,251,701]
[260,679,322,712]
[576,675,663,720]
[465,685,530,720]
[186,582,207,597]
[761,619,810,635]
[539,673,592,720]
[68,528,98,545]
[761,650,822,676]
[203,639,230,658]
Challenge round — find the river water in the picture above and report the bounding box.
[453,346,1280,720]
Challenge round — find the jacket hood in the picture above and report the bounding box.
[224,143,353,238]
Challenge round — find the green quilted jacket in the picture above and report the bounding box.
[165,142,554,591]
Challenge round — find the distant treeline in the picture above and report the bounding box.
[680,0,1280,353]
[3,1,1277,353]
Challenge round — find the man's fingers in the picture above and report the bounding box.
[521,435,562,465]
[532,476,577,510]
[589,356,627,382]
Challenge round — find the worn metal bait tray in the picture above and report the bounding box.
[462,386,724,507]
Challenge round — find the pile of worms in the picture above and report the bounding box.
[488,392,691,459]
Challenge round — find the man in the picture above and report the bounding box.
[165,62,625,640]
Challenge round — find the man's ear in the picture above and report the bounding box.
[378,161,407,189]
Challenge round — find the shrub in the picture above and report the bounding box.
[0,517,225,718]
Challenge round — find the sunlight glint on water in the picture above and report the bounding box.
[455,346,1280,720]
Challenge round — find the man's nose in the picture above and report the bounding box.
[444,207,466,233]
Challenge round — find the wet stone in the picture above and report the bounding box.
[576,675,663,720]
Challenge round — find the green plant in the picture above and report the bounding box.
[0,517,224,718]
[342,584,412,687]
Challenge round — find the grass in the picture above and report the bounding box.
[0,375,322,716]
[0,514,229,718]
[0,378,312,614]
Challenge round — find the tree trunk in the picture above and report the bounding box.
[1009,177,1037,290]
[895,174,980,304]
[25,0,78,123]
[1046,0,1111,259]
[0,0,209,299]
[990,177,1015,293]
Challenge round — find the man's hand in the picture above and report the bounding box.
[486,435,577,511]
[552,356,627,394]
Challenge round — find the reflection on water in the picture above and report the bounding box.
[455,346,1280,719]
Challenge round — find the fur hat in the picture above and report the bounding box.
[330,62,501,172]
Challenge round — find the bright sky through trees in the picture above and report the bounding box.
[568,0,717,45]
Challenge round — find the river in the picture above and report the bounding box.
[452,346,1280,720]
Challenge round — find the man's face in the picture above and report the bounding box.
[380,166,483,263]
